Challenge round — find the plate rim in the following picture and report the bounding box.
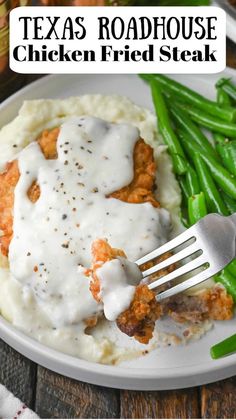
[212,0,236,44]
[0,70,236,390]
[1,313,236,390]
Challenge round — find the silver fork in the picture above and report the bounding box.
[136,213,236,302]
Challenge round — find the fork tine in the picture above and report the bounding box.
[135,227,196,266]
[147,255,206,289]
[156,266,213,302]
[141,242,200,278]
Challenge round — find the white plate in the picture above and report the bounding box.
[213,0,236,44]
[0,70,236,391]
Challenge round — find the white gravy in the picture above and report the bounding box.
[96,257,142,321]
[9,117,170,328]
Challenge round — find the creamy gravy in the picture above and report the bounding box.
[9,116,170,328]
[96,257,142,321]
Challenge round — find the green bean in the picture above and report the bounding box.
[176,102,236,138]
[150,80,187,175]
[169,103,219,160]
[159,123,187,177]
[178,130,236,199]
[215,269,236,302]
[227,259,236,278]
[213,132,227,144]
[188,192,207,226]
[186,165,200,196]
[214,135,236,177]
[216,78,236,102]
[200,154,236,200]
[217,87,232,108]
[211,334,236,359]
[178,176,189,207]
[178,176,190,227]
[193,153,229,215]
[178,128,206,158]
[221,191,236,214]
[223,139,236,160]
[227,261,236,280]
[180,211,190,228]
[139,74,236,122]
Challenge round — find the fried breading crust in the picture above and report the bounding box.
[109,139,160,208]
[0,128,60,256]
[202,286,234,321]
[89,238,126,302]
[89,238,162,344]
[0,131,158,257]
[162,285,234,323]
[90,238,234,342]
[2,126,233,341]
[116,285,162,344]
[0,161,20,256]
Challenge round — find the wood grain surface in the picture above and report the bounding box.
[35,367,120,418]
[120,389,200,419]
[0,340,37,408]
[201,378,236,419]
[0,39,235,419]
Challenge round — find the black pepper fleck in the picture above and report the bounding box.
[61,242,69,249]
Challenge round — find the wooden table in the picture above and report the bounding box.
[1,38,236,419]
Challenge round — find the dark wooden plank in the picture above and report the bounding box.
[227,37,236,70]
[35,366,120,419]
[201,377,236,419]
[0,74,43,104]
[120,388,200,419]
[0,339,37,409]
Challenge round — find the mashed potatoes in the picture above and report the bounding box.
[0,95,182,364]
